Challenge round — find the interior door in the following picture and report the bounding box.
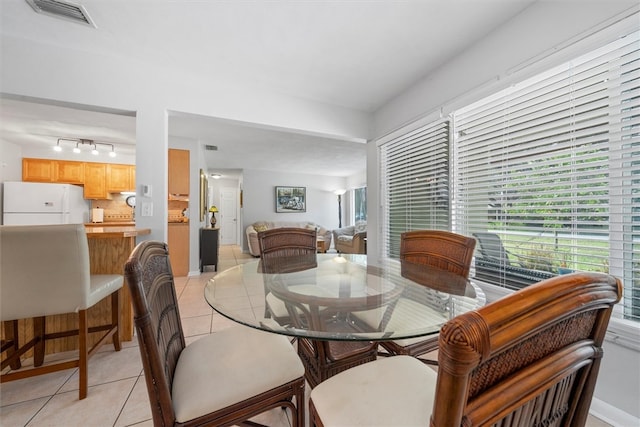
[219,188,237,245]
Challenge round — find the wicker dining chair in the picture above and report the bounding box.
[124,240,305,427]
[257,227,377,388]
[309,271,622,426]
[378,230,476,364]
[258,227,319,323]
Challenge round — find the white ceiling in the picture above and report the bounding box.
[0,0,538,178]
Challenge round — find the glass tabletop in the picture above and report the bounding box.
[204,253,485,341]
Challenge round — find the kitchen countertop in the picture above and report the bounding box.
[85,226,151,238]
[85,222,136,227]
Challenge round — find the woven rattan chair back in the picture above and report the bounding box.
[125,241,185,426]
[400,230,477,278]
[432,272,622,426]
[379,230,477,362]
[258,227,317,259]
[126,240,307,426]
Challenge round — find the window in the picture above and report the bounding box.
[353,186,367,222]
[380,120,451,258]
[454,31,639,321]
[379,31,639,322]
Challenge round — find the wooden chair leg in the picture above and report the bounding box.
[33,317,46,367]
[3,320,22,370]
[78,309,88,400]
[111,290,121,351]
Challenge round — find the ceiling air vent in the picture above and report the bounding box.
[25,0,96,28]
[205,145,218,151]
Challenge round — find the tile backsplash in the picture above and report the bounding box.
[91,195,134,222]
[89,196,190,223]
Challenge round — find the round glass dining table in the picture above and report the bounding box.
[204,253,485,341]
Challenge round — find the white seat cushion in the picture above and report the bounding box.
[85,274,123,308]
[172,326,304,423]
[310,355,437,426]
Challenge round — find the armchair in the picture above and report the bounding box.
[333,221,367,254]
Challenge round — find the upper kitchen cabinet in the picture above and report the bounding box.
[168,149,190,195]
[106,164,135,193]
[84,162,110,199]
[54,160,85,184]
[22,158,54,182]
[24,158,85,184]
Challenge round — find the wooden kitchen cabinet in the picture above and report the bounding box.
[107,164,135,192]
[54,160,85,184]
[168,223,190,276]
[22,158,54,182]
[84,162,110,199]
[22,158,135,199]
[168,149,190,195]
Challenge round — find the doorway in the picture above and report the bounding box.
[219,188,238,245]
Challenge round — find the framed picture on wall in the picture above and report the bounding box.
[199,169,208,221]
[275,186,306,213]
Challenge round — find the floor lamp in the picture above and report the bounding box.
[334,189,346,228]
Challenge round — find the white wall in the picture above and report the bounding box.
[0,139,24,218]
[373,2,640,138]
[241,169,346,252]
[0,33,371,246]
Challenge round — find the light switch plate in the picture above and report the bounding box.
[141,202,153,217]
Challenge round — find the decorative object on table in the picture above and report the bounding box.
[209,205,218,227]
[275,186,306,213]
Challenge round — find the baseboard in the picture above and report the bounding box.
[590,397,640,426]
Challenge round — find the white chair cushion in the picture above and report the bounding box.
[172,326,304,423]
[310,355,437,426]
[85,274,123,309]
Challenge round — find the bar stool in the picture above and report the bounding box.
[0,224,123,400]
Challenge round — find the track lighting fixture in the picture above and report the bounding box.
[54,138,117,157]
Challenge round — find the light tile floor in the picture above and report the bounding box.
[0,245,611,427]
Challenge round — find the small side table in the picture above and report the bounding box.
[200,227,220,272]
[316,240,327,253]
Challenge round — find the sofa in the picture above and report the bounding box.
[246,221,332,256]
[333,221,367,254]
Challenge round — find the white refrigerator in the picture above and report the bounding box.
[3,182,90,225]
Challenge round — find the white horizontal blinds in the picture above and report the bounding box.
[616,33,640,322]
[454,31,639,321]
[381,120,451,258]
